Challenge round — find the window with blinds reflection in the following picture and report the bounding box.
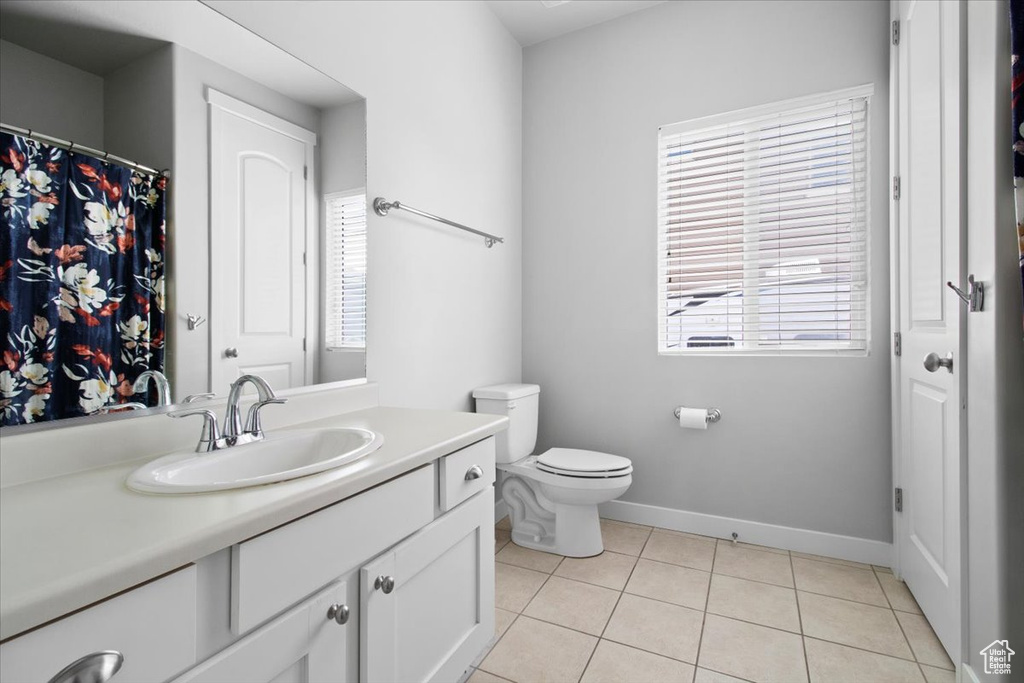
[324,190,367,349]
[657,87,871,354]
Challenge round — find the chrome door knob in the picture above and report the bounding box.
[224,347,239,358]
[48,651,124,683]
[326,603,350,625]
[374,575,395,594]
[923,352,954,373]
[465,465,484,481]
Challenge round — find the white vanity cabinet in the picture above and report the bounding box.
[360,487,494,683]
[0,436,497,683]
[0,567,197,683]
[174,581,348,683]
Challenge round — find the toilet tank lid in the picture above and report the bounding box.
[472,383,540,400]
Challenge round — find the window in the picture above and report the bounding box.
[657,87,871,354]
[324,190,366,349]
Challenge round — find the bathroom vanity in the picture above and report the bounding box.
[0,383,504,683]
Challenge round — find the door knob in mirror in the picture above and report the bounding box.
[923,352,953,373]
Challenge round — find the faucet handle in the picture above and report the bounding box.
[168,408,222,452]
[244,398,288,437]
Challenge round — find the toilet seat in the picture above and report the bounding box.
[536,448,632,478]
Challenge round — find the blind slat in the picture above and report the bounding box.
[324,192,367,350]
[657,90,871,353]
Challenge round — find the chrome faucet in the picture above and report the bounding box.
[133,370,172,406]
[169,374,287,452]
[224,375,286,444]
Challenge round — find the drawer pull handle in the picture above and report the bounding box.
[374,575,396,594]
[465,465,484,481]
[48,651,124,683]
[327,603,350,625]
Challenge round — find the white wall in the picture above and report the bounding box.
[965,0,1024,677]
[319,99,367,384]
[522,0,893,541]
[0,39,104,148]
[207,0,524,411]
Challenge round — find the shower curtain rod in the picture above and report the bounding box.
[0,122,168,177]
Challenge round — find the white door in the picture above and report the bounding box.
[361,490,495,683]
[894,0,964,663]
[209,89,314,391]
[174,581,349,683]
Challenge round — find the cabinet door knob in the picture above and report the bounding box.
[465,465,484,481]
[326,603,350,625]
[48,651,124,683]
[374,575,395,594]
[224,347,239,358]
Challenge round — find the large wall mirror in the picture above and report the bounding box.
[0,0,367,429]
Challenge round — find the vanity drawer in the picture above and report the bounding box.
[0,566,197,683]
[438,437,496,511]
[231,465,433,635]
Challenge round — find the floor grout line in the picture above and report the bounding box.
[790,549,811,683]
[802,634,925,666]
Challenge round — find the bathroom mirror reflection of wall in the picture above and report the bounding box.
[0,0,367,429]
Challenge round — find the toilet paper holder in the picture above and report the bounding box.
[673,407,722,424]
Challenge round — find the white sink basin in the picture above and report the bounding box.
[126,428,384,494]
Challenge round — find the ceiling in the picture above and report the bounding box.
[486,0,667,47]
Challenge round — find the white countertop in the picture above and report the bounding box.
[0,406,507,641]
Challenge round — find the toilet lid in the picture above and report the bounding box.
[536,448,632,477]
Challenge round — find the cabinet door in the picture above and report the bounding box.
[175,581,349,683]
[361,489,495,683]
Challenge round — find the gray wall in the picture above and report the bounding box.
[104,45,174,174]
[209,0,523,411]
[0,39,104,148]
[522,0,893,541]
[319,99,367,384]
[965,1,1024,678]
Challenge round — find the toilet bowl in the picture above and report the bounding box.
[473,384,633,557]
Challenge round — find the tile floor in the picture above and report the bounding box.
[469,518,954,683]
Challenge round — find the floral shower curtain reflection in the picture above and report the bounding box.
[0,132,166,426]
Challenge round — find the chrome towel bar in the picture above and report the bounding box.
[373,197,504,248]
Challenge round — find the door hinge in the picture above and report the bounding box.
[893,332,901,356]
[303,165,308,181]
[892,176,901,200]
[895,487,903,512]
[302,252,307,266]
[892,20,900,46]
[302,337,307,351]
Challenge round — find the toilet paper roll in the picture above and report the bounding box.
[676,407,708,430]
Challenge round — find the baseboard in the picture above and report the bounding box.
[599,499,893,567]
[494,497,508,524]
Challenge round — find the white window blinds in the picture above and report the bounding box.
[325,191,366,350]
[657,87,871,354]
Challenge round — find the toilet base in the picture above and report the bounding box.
[509,502,605,557]
[500,462,629,558]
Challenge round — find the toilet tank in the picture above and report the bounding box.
[472,384,540,464]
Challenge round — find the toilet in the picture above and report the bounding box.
[473,383,632,557]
